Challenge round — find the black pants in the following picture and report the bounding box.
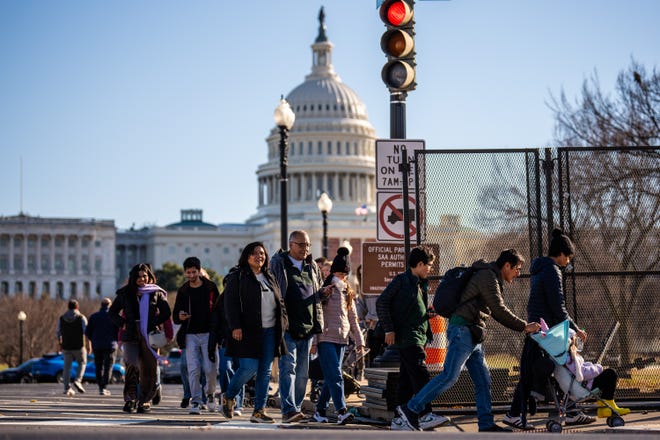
[509,337,555,417]
[398,345,432,414]
[592,368,618,400]
[93,348,116,390]
[365,328,384,367]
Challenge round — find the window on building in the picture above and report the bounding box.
[68,255,76,272]
[42,281,50,296]
[0,255,8,271]
[27,255,36,271]
[95,257,102,272]
[70,282,77,298]
[83,282,90,297]
[56,282,64,299]
[1,281,8,295]
[28,236,37,248]
[41,255,49,271]
[308,141,313,155]
[29,281,36,298]
[15,281,23,294]
[13,255,23,271]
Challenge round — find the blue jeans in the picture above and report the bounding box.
[219,346,244,410]
[408,324,494,430]
[278,331,312,414]
[316,342,347,414]
[227,327,275,411]
[186,333,218,405]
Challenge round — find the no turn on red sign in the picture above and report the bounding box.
[377,191,421,241]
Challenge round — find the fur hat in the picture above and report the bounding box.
[330,247,351,274]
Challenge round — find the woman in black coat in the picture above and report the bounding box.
[211,241,288,423]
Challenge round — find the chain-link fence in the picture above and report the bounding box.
[414,147,659,405]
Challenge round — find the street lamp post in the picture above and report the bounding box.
[273,96,296,250]
[17,311,26,365]
[317,192,333,259]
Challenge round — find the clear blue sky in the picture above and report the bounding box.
[1,0,658,230]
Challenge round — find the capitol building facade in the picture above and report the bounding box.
[1,9,378,297]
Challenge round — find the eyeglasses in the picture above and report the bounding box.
[292,242,311,248]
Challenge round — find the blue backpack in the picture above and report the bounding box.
[432,266,478,318]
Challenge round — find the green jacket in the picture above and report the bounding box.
[376,269,433,348]
[453,260,526,333]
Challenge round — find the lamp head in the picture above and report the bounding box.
[273,97,295,130]
[17,311,27,321]
[317,192,333,213]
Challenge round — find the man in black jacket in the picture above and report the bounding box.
[376,246,449,431]
[172,256,220,415]
[85,297,119,395]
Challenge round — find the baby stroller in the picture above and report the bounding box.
[530,320,626,432]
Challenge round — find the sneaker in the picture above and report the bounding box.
[233,409,243,417]
[99,389,111,396]
[251,410,275,424]
[312,411,328,423]
[207,394,216,412]
[502,413,535,430]
[282,411,304,423]
[221,394,235,419]
[152,386,161,405]
[419,412,451,430]
[180,397,190,408]
[336,410,354,425]
[479,424,514,432]
[73,381,85,393]
[136,403,151,414]
[394,405,420,431]
[565,411,597,426]
[391,416,416,431]
[189,403,201,415]
[122,400,136,413]
[64,388,75,397]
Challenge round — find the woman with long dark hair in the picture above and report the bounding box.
[211,242,288,423]
[109,263,171,413]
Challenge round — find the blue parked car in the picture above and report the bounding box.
[0,358,40,383]
[31,353,125,384]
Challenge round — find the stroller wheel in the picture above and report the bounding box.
[546,420,562,433]
[606,416,625,428]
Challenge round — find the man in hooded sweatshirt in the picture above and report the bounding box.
[86,297,119,395]
[57,299,91,396]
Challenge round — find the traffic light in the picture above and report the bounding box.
[379,0,416,92]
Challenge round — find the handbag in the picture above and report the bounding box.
[148,328,168,349]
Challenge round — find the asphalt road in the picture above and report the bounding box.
[0,383,659,439]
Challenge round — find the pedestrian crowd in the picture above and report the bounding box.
[55,228,628,430]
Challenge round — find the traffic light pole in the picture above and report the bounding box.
[390,91,407,139]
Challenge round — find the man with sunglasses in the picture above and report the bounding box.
[270,230,326,423]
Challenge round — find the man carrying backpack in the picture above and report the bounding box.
[394,249,541,432]
[376,246,449,431]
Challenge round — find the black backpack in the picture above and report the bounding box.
[432,266,477,318]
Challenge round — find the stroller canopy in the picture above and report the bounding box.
[531,320,571,366]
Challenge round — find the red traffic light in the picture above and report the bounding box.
[380,0,414,27]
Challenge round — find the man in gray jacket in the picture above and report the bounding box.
[270,230,326,423]
[393,249,541,432]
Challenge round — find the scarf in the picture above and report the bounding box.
[138,283,167,360]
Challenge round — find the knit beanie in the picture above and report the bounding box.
[549,228,575,257]
[330,247,351,274]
